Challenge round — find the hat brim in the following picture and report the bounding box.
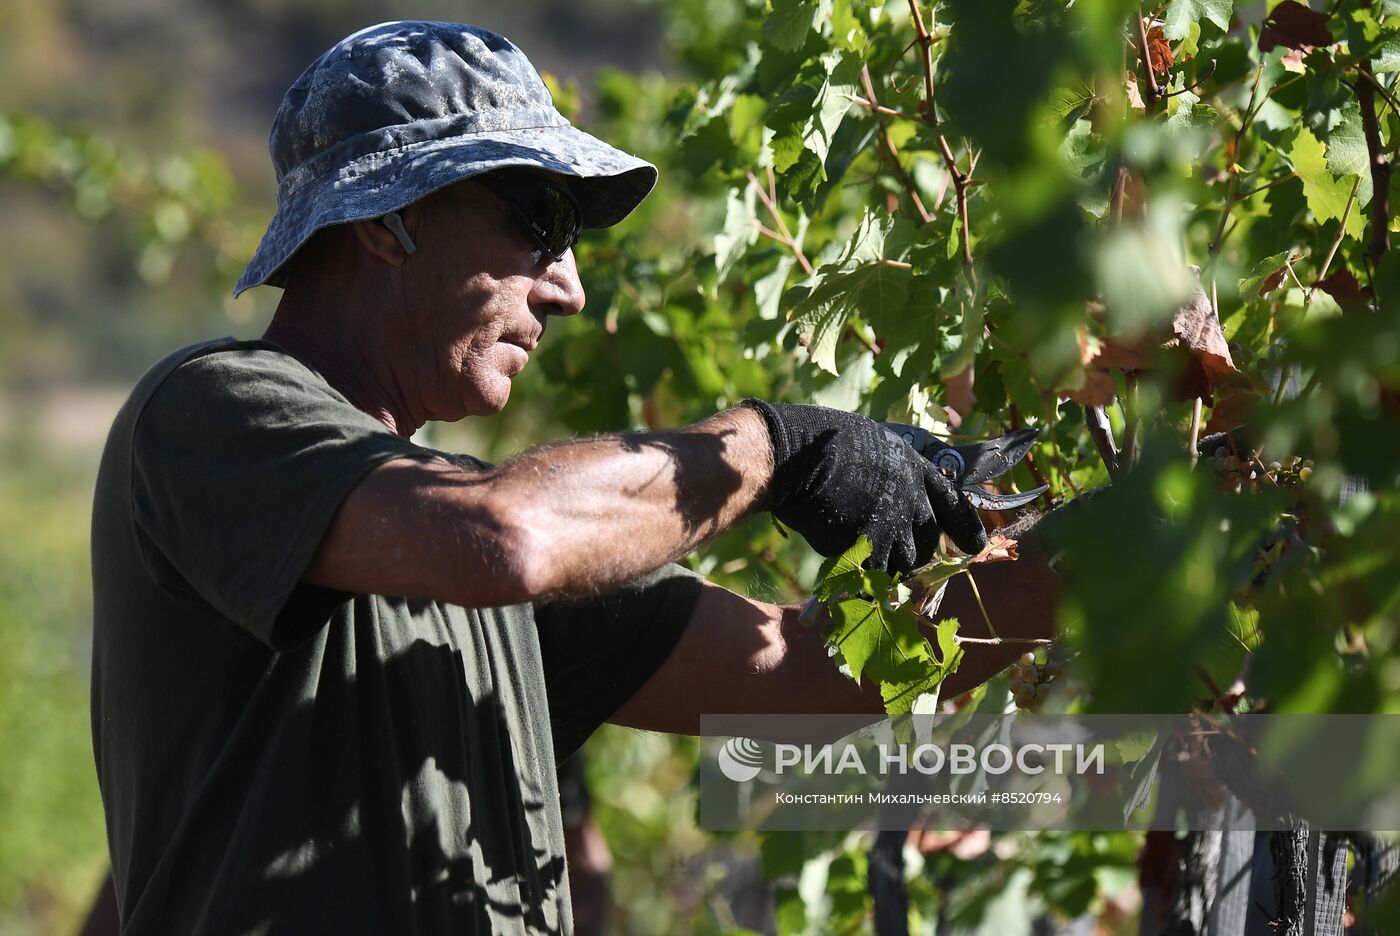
[233,123,657,296]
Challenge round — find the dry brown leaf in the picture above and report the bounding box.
[1082,278,1240,401]
[1144,23,1174,77]
[1125,70,1146,110]
[1062,367,1118,406]
[1204,387,1263,435]
[970,534,1020,565]
[1259,0,1333,53]
[1257,266,1290,297]
[1281,47,1308,73]
[1092,334,1153,371]
[1162,279,1239,399]
[1313,268,1371,313]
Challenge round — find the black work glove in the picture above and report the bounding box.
[743,400,988,574]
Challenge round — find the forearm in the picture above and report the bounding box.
[500,405,772,598]
[306,406,773,608]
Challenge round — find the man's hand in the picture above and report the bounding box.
[744,401,986,574]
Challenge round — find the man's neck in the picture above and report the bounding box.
[263,296,424,437]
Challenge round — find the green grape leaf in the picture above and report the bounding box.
[1046,83,1098,126]
[815,535,873,602]
[1237,250,1297,298]
[934,617,963,670]
[765,0,830,52]
[1373,29,1400,75]
[770,130,804,174]
[714,184,759,282]
[877,620,964,716]
[1162,0,1233,42]
[1286,126,1366,240]
[1060,119,1107,178]
[1319,100,1376,209]
[1165,90,1218,136]
[912,556,971,591]
[879,669,945,715]
[1325,101,1370,180]
[791,261,909,374]
[826,596,931,684]
[753,256,796,321]
[803,51,860,170]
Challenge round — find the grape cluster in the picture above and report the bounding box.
[1008,643,1069,711]
[1206,447,1313,490]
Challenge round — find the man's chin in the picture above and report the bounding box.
[463,378,512,417]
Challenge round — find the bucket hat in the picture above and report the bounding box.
[233,20,658,296]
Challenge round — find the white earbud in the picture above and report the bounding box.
[381,211,417,255]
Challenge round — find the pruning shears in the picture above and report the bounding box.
[880,422,1050,512]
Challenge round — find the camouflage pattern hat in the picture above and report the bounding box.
[234,20,658,296]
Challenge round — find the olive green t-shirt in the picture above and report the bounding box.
[90,338,702,935]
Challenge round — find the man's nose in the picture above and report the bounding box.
[529,249,585,317]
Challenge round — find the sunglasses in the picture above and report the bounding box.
[477,170,582,263]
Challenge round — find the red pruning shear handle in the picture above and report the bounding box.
[881,422,1050,511]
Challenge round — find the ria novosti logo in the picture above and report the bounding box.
[717,737,765,782]
[715,737,1106,781]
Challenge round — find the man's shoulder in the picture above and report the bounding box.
[148,338,323,398]
[130,337,362,432]
[113,338,304,424]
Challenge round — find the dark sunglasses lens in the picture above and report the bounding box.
[523,186,580,259]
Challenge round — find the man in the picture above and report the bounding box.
[90,21,1056,934]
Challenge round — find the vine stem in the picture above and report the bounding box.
[1356,64,1400,114]
[1356,60,1393,268]
[1305,175,1362,304]
[848,94,916,122]
[1086,405,1121,478]
[955,636,1054,646]
[1237,171,1296,201]
[1122,373,1142,467]
[1133,6,1161,111]
[906,0,977,293]
[1188,397,1203,467]
[745,168,814,276]
[858,64,933,224]
[958,568,998,641]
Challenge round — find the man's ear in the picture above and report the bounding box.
[351,213,415,267]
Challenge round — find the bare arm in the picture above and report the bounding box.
[302,407,773,608]
[610,532,1059,732]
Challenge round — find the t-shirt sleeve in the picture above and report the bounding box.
[535,562,705,763]
[130,348,429,649]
